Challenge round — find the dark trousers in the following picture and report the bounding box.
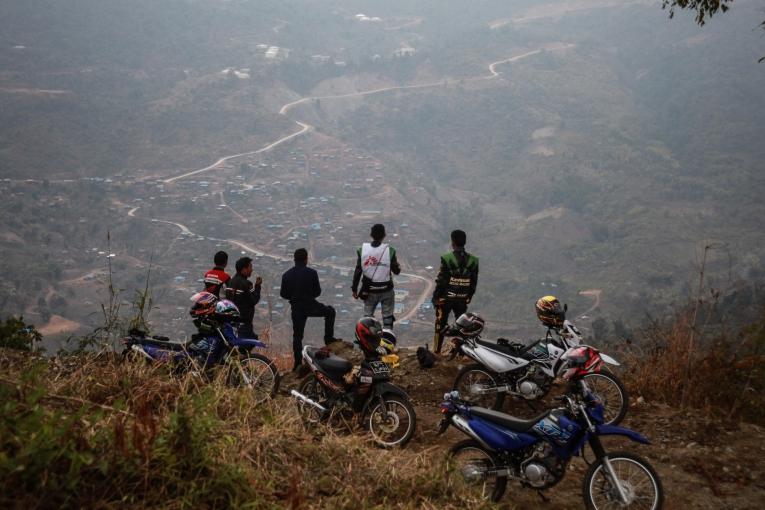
[433,301,468,353]
[238,322,258,339]
[291,300,336,366]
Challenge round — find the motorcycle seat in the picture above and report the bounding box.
[305,346,352,378]
[470,406,549,433]
[475,338,529,357]
[139,337,193,351]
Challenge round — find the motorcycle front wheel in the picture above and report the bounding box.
[453,364,504,410]
[446,440,507,502]
[366,394,416,448]
[581,371,629,426]
[583,451,663,509]
[227,354,280,403]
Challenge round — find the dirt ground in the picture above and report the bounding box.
[281,342,765,509]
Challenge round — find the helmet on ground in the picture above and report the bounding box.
[380,328,397,354]
[355,316,383,355]
[190,291,218,317]
[214,299,240,320]
[536,295,565,328]
[455,312,485,337]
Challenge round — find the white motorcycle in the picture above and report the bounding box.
[447,315,628,426]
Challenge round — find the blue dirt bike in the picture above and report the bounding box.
[438,380,663,508]
[121,318,280,403]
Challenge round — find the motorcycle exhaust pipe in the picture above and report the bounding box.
[131,344,153,360]
[290,389,328,413]
[472,384,511,396]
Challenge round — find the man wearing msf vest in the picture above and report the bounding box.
[432,229,479,354]
[352,224,401,329]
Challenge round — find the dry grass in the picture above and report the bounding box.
[0,349,500,509]
[621,308,765,424]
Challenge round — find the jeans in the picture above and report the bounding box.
[291,300,336,366]
[363,289,395,329]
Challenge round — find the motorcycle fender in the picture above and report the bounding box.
[467,345,528,373]
[599,352,620,366]
[361,383,410,414]
[595,424,650,445]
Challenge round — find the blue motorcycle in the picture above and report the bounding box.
[121,307,280,403]
[438,380,663,508]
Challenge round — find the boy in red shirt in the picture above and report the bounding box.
[203,251,230,298]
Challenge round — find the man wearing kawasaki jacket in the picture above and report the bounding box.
[351,223,401,329]
[432,229,479,354]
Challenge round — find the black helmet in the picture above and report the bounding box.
[455,312,485,337]
[536,296,565,328]
[355,316,383,355]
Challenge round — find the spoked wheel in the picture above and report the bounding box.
[227,354,280,403]
[584,451,663,509]
[296,375,331,426]
[453,364,504,410]
[446,440,507,503]
[367,395,416,448]
[581,372,629,426]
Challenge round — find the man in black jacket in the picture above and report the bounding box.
[280,248,340,370]
[227,256,261,339]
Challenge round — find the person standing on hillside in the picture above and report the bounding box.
[432,229,479,354]
[203,251,230,298]
[281,248,341,371]
[227,256,262,339]
[352,223,401,330]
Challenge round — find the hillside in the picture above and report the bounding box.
[2,338,764,509]
[1,0,764,354]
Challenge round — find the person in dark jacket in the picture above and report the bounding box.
[351,223,401,329]
[432,229,479,354]
[227,256,261,339]
[281,248,340,370]
[203,251,230,298]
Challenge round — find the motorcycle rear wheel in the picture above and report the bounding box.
[296,375,331,426]
[366,394,416,448]
[446,440,507,502]
[583,451,663,509]
[453,364,505,410]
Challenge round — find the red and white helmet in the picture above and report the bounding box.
[561,346,603,380]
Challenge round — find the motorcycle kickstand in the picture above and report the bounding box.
[536,491,550,503]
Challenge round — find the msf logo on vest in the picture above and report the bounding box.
[364,256,386,268]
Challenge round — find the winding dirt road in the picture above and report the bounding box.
[163,43,574,184]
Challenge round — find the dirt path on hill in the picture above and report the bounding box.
[161,43,574,184]
[578,288,602,316]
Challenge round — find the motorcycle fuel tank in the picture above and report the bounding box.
[463,344,529,373]
[467,415,537,451]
